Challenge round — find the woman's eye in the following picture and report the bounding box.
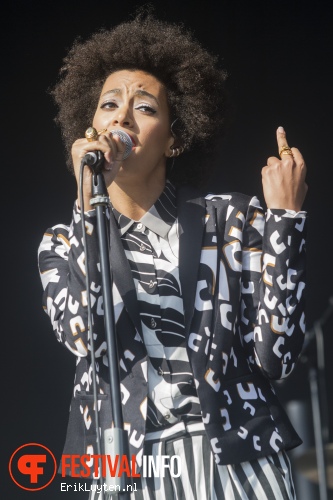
[101,101,117,109]
[136,104,156,114]
[100,101,156,114]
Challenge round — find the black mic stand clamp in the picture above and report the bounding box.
[89,162,132,499]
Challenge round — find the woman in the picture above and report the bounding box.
[38,10,307,500]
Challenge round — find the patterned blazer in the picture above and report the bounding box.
[38,185,306,474]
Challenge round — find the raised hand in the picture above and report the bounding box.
[261,127,308,212]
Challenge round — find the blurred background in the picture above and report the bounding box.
[3,0,333,498]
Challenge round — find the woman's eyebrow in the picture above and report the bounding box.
[101,88,159,105]
[134,89,159,105]
[100,88,121,98]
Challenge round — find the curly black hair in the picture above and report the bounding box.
[51,8,229,187]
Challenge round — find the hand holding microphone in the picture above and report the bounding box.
[84,127,133,170]
[71,127,133,211]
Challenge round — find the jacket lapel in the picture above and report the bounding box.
[177,186,206,337]
[108,213,143,338]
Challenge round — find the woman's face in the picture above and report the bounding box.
[92,69,174,180]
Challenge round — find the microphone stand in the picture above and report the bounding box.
[300,297,333,500]
[89,160,132,499]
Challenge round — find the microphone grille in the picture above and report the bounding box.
[111,130,133,159]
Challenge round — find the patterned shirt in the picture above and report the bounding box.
[112,181,201,429]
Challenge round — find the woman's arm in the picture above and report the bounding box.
[239,197,307,380]
[38,203,108,357]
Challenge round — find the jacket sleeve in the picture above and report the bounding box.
[239,196,307,380]
[37,202,108,358]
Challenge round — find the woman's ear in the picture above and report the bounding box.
[165,118,184,158]
[165,133,184,158]
[164,134,176,158]
[166,141,185,158]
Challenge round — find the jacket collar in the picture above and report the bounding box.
[112,181,177,239]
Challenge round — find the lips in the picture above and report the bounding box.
[128,135,136,147]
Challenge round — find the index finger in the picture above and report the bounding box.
[276,126,292,157]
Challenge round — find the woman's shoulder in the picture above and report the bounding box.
[204,191,262,211]
[176,184,263,216]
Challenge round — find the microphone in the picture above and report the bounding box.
[83,129,133,169]
[110,130,133,160]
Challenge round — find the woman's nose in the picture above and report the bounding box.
[112,105,133,128]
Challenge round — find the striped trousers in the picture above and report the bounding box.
[89,423,296,500]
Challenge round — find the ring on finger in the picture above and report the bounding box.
[279,146,293,158]
[85,127,98,142]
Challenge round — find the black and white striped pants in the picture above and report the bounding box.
[89,422,296,499]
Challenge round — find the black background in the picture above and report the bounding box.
[3,0,333,498]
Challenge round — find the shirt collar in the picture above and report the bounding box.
[112,181,177,239]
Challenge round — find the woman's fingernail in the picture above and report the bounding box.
[278,126,285,133]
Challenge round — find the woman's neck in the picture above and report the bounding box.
[108,175,166,220]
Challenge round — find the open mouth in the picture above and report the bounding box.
[129,135,136,147]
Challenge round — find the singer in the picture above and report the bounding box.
[38,8,307,500]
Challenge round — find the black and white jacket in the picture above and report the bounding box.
[38,185,306,473]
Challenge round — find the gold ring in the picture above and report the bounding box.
[97,128,108,135]
[85,127,98,142]
[279,146,293,157]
